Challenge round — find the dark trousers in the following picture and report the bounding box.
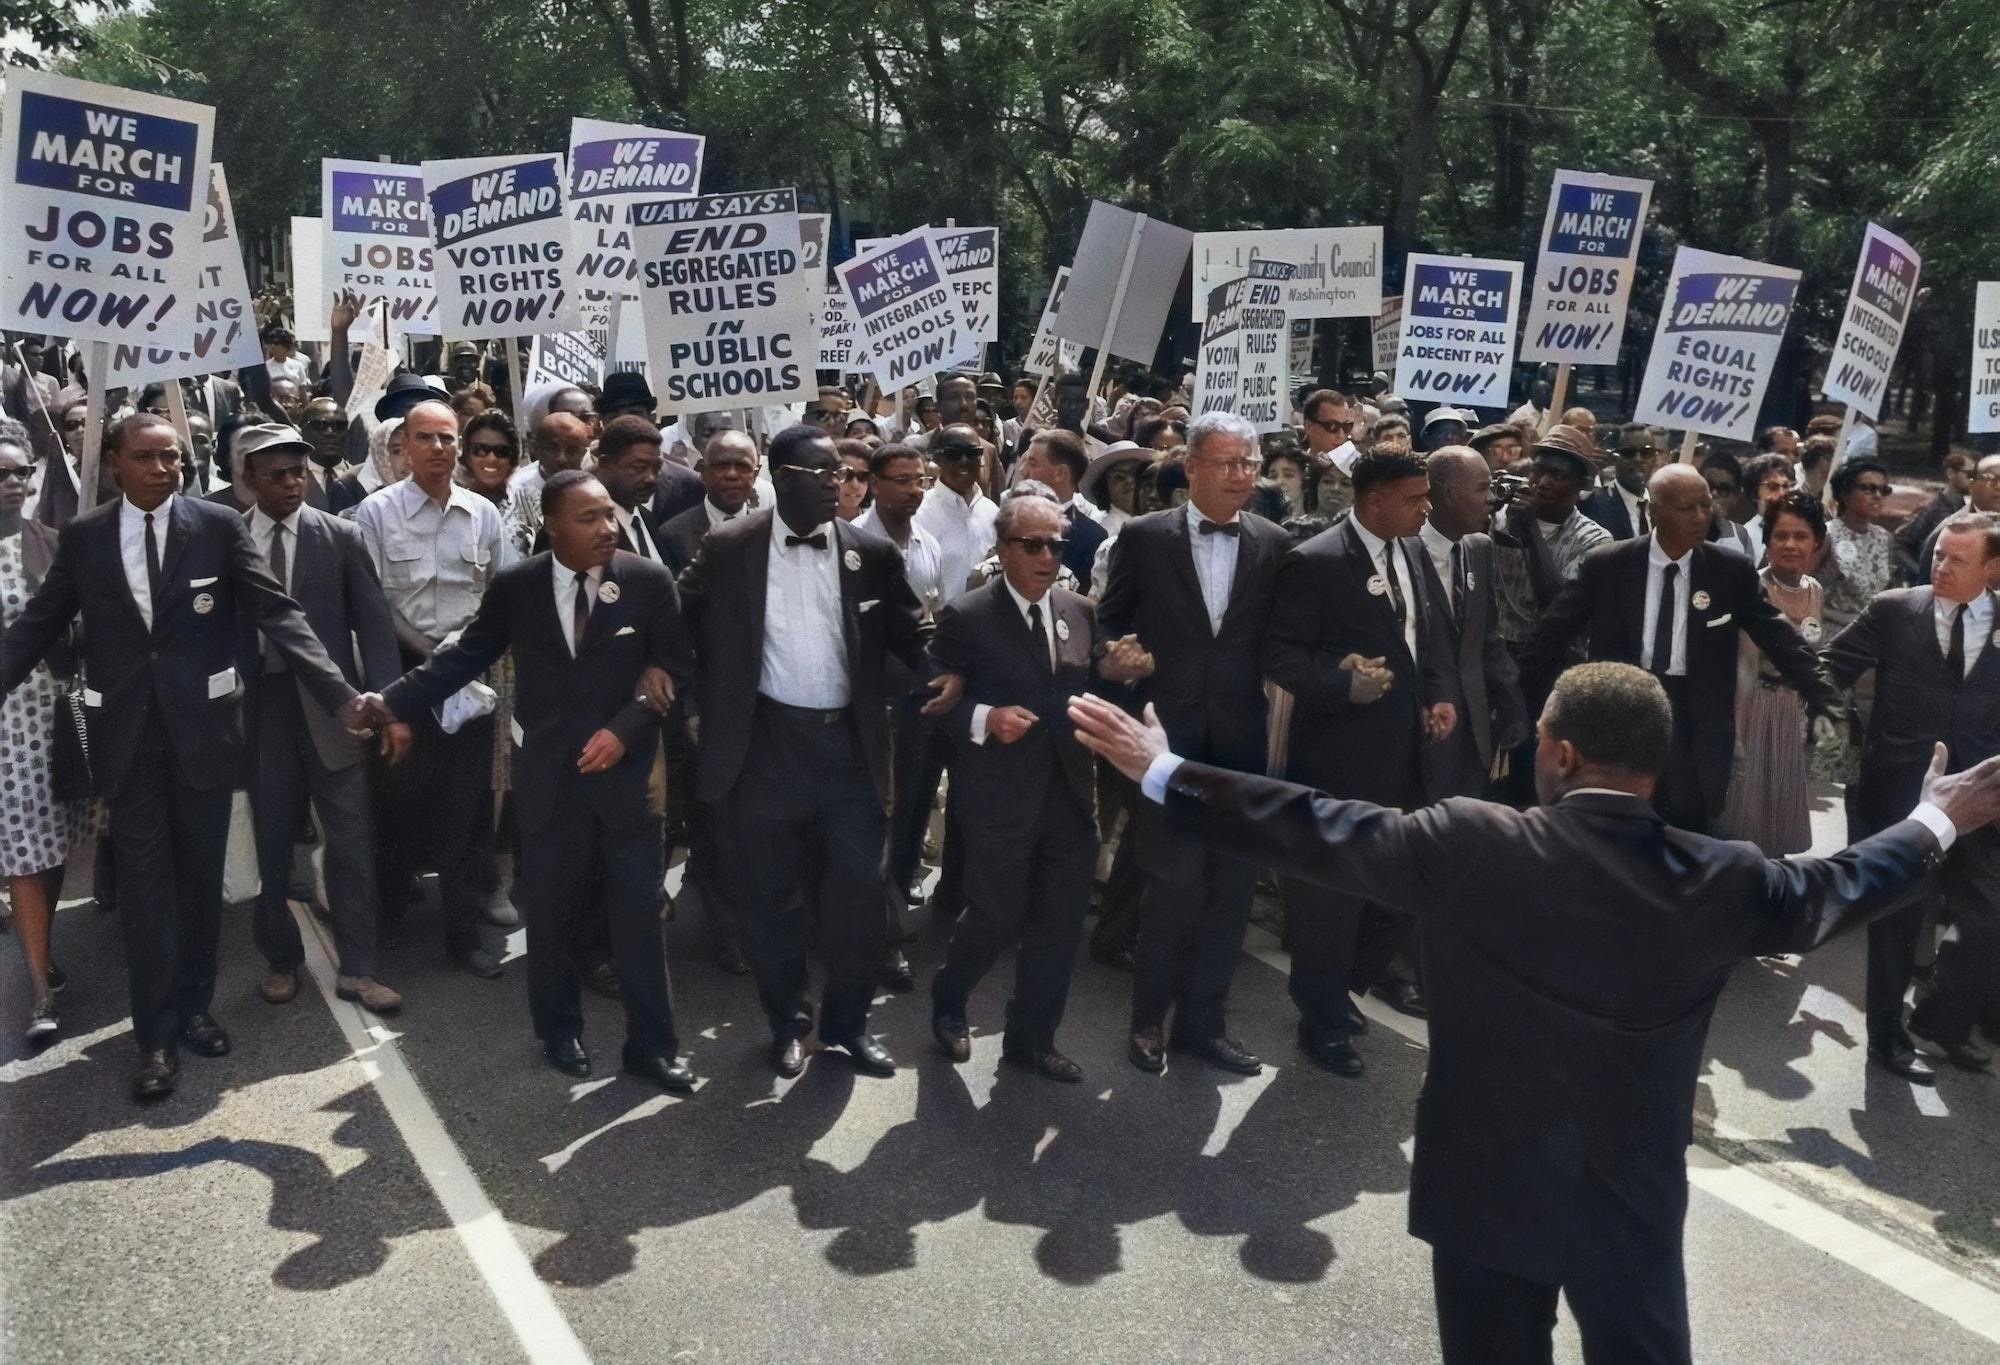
[251,681,378,978]
[1908,824,2000,1048]
[1651,675,1710,834]
[1282,881,1409,1043]
[1129,798,1254,1040]
[1431,1230,1689,1365]
[372,708,493,955]
[932,766,1095,1050]
[724,701,888,1042]
[515,790,676,1060]
[890,712,964,912]
[111,705,233,1053]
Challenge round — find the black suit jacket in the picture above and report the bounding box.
[1059,505,1108,585]
[1,495,352,795]
[1519,537,1839,813]
[1578,486,1640,540]
[657,503,717,578]
[926,578,1097,811]
[382,551,692,835]
[1157,760,1944,1282]
[1096,507,1287,775]
[236,506,402,771]
[1412,530,1525,798]
[651,460,704,525]
[1824,587,2000,834]
[1263,517,1447,806]
[677,511,929,806]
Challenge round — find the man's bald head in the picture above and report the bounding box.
[532,410,591,475]
[1647,463,1713,557]
[702,428,759,466]
[1426,444,1493,538]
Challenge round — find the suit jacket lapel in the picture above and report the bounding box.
[153,496,196,626]
[1165,511,1204,621]
[1340,519,1402,640]
[1218,519,1265,629]
[746,515,772,657]
[833,519,863,683]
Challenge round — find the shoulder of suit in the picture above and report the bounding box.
[840,517,895,552]
[660,503,705,536]
[608,549,674,585]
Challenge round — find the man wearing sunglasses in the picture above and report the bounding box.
[677,424,930,1079]
[1300,389,1359,465]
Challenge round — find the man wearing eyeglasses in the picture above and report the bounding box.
[1301,389,1358,464]
[1915,455,2000,587]
[677,424,931,1079]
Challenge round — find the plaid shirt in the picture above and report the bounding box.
[1493,507,1612,644]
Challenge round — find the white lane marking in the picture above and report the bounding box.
[0,1018,132,1084]
[293,905,592,1365]
[1238,920,2000,1341]
[1031,1125,1059,1163]
[568,1078,618,1103]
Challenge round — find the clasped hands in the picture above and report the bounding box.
[336,693,413,765]
[1340,653,1455,739]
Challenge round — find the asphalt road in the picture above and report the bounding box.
[4,810,2000,1364]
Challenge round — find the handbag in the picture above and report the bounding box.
[51,682,93,800]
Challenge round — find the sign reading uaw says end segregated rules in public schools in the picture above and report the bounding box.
[1392,254,1523,406]
[1633,246,1800,443]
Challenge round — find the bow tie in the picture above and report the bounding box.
[785,533,828,551]
[1198,519,1240,537]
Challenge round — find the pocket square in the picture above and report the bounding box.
[615,625,636,636]
[206,666,237,699]
[190,576,218,587]
[858,599,880,612]
[1705,613,1733,628]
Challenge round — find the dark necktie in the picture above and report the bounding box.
[143,510,162,610]
[1381,546,1406,626]
[626,517,651,559]
[1652,563,1680,674]
[1635,499,1650,536]
[269,522,288,589]
[1947,604,1965,684]
[572,574,592,654]
[1449,540,1466,627]
[1027,600,1052,671]
[786,533,827,550]
[1198,519,1240,537]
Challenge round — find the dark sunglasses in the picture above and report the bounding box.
[0,466,35,482]
[1005,535,1067,556]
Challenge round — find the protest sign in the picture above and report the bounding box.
[1289,317,1314,386]
[799,212,857,370]
[568,118,704,337]
[1519,170,1653,366]
[425,152,575,340]
[931,226,999,343]
[1191,261,1292,431]
[290,217,326,341]
[1633,245,1800,442]
[344,341,393,421]
[1192,227,1381,321]
[527,330,605,392]
[106,163,263,386]
[1053,201,1193,366]
[1393,253,1523,407]
[1970,282,2000,436]
[1191,277,1246,417]
[1371,294,1402,372]
[632,186,814,412]
[321,158,437,337]
[1022,267,1081,378]
[1,68,214,347]
[1821,222,1920,419]
[836,224,980,385]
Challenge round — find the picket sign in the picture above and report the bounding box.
[1085,213,1147,404]
[1676,429,1698,466]
[506,335,527,432]
[163,383,197,489]
[1542,364,1570,436]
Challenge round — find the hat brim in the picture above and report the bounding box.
[374,390,435,421]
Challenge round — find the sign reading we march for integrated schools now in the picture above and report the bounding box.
[1821,222,1920,419]
[1393,254,1523,405]
[837,225,980,384]
[322,158,436,337]
[108,163,262,386]
[1,68,214,347]
[567,118,704,336]
[1634,246,1800,442]
[631,186,813,412]
[1520,169,1653,365]
[424,152,577,340]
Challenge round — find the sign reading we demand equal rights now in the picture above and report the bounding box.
[1633,246,1799,442]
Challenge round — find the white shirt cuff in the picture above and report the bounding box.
[1140,752,1186,804]
[1908,801,1957,853]
[970,703,992,745]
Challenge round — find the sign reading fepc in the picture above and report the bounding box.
[1,67,214,346]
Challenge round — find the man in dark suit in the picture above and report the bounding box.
[1,413,361,1100]
[1016,427,1107,585]
[1097,410,1288,1076]
[1826,511,2000,1082]
[1264,448,1457,1076]
[1577,422,1662,540]
[356,470,695,1091]
[924,497,1145,1081]
[1069,665,2000,1365]
[235,424,409,1014]
[1520,464,1841,832]
[677,424,929,1078]
[1416,446,1527,800]
[657,429,759,577]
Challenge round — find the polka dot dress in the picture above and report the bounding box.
[0,533,92,877]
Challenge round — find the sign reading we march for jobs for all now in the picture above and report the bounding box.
[1520,170,1653,365]
[322,158,437,337]
[1,67,214,347]
[1633,246,1800,443]
[1393,254,1523,405]
[425,152,577,340]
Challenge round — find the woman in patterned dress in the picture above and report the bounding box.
[0,424,88,1041]
[1821,458,1894,630]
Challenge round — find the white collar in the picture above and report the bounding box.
[1002,575,1052,620]
[1647,533,1693,571]
[932,482,987,514]
[395,476,473,516]
[551,558,602,591]
[122,493,176,524]
[704,497,744,525]
[250,505,304,538]
[1420,519,1458,556]
[1349,515,1397,562]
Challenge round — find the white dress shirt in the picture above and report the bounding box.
[613,502,661,561]
[550,559,602,656]
[1934,592,1994,679]
[118,493,177,630]
[913,481,998,603]
[354,477,509,645]
[1615,480,1648,537]
[854,506,944,613]
[1641,534,1693,676]
[759,522,850,708]
[970,578,1057,744]
[1184,500,1242,635]
[1350,515,1419,663]
[248,505,303,594]
[704,497,747,531]
[1419,519,1461,616]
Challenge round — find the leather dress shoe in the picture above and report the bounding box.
[881,949,915,993]
[132,1048,179,1101]
[1172,1034,1263,1076]
[1909,1022,1992,1072]
[458,947,503,979]
[336,976,404,1014]
[1300,1035,1365,1078]
[1869,1044,1936,1084]
[1128,1028,1166,1074]
[825,1032,897,1077]
[715,943,752,976]
[623,1054,696,1093]
[1004,1044,1083,1083]
[482,897,521,929]
[903,881,929,907]
[1369,981,1428,1019]
[179,1013,231,1057]
[261,969,299,1005]
[545,1037,591,1078]
[771,1035,808,1079]
[581,961,622,999]
[933,1015,971,1063]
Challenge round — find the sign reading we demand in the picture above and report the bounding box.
[1634,246,1799,442]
